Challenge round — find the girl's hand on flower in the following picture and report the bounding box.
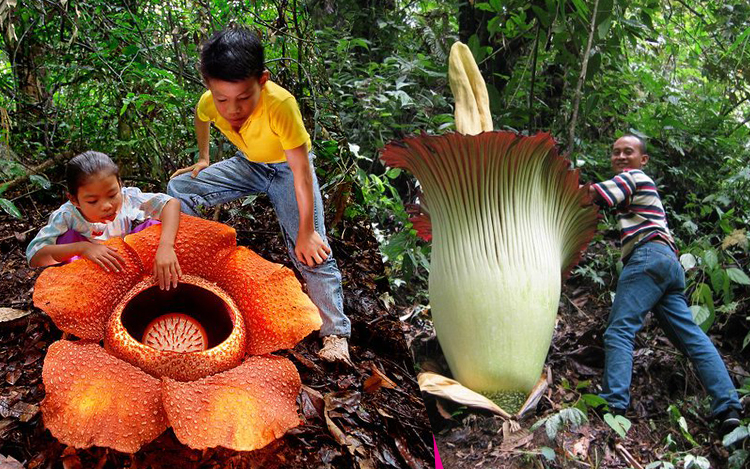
[295,231,331,267]
[154,244,182,290]
[81,241,126,273]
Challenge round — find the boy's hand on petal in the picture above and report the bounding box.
[154,245,182,290]
[170,160,209,179]
[81,241,126,273]
[295,231,331,267]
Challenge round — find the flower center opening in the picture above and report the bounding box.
[121,283,234,351]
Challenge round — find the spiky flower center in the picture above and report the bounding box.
[143,313,208,352]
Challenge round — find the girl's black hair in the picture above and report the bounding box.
[66,151,120,196]
[200,26,264,81]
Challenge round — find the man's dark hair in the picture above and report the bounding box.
[200,27,264,81]
[66,151,120,196]
[621,134,647,154]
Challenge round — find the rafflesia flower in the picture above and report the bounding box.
[33,215,322,453]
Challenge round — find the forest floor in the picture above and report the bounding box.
[408,243,750,468]
[0,183,434,469]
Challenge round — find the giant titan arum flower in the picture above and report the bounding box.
[33,215,322,453]
[380,43,598,410]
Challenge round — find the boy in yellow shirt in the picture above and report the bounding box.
[168,27,351,363]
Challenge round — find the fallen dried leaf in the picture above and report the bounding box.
[0,454,24,469]
[323,392,367,457]
[435,400,453,420]
[5,368,21,385]
[300,385,325,421]
[0,308,30,324]
[417,372,511,418]
[394,435,424,469]
[500,420,533,451]
[10,401,39,422]
[567,435,590,459]
[363,363,397,393]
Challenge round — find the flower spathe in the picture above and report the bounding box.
[34,214,322,452]
[381,131,597,395]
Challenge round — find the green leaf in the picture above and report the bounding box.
[474,2,494,12]
[690,305,714,332]
[723,425,750,447]
[743,330,750,350]
[0,198,21,218]
[694,282,715,314]
[532,6,550,27]
[722,25,750,59]
[728,448,748,469]
[581,393,607,409]
[29,174,51,190]
[726,268,750,285]
[570,0,590,20]
[385,168,402,179]
[597,16,612,39]
[467,34,485,63]
[349,38,370,50]
[702,250,718,270]
[540,446,556,461]
[683,454,710,469]
[680,253,697,270]
[604,413,631,438]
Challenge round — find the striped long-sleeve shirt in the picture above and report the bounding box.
[592,169,676,261]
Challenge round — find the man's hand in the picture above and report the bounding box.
[170,160,209,179]
[154,244,182,290]
[295,231,331,267]
[80,241,126,272]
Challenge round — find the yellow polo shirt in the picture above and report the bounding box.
[196,81,311,164]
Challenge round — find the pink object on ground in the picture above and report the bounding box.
[434,437,443,469]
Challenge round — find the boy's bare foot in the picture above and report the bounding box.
[318,335,353,365]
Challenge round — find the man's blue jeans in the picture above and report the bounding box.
[601,241,741,417]
[167,152,351,337]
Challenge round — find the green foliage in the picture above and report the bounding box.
[603,413,631,438]
[723,424,750,447]
[727,448,749,469]
[645,462,675,469]
[539,446,556,461]
[531,407,588,442]
[667,404,700,447]
[0,196,20,218]
[683,455,711,469]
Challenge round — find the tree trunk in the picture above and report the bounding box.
[566,0,601,160]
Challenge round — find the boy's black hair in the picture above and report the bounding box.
[66,151,120,196]
[621,134,648,154]
[200,27,264,81]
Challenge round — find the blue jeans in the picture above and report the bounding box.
[167,152,350,337]
[600,241,741,417]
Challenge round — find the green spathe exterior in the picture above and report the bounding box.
[381,131,597,395]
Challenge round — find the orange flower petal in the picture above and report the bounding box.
[124,214,236,278]
[162,355,301,451]
[105,275,246,381]
[41,340,169,453]
[209,247,322,354]
[33,238,145,340]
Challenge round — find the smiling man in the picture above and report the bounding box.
[586,134,742,437]
[167,27,352,363]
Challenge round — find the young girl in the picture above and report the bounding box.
[26,151,182,290]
